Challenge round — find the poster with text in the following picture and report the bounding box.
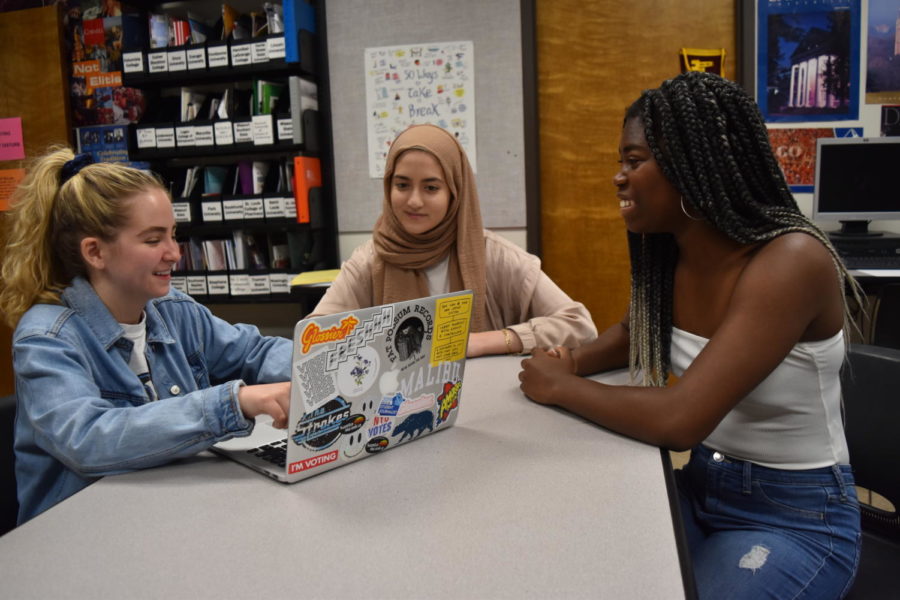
[866,0,900,104]
[364,41,476,178]
[768,127,834,192]
[757,0,860,122]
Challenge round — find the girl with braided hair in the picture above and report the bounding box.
[518,72,861,599]
[0,146,293,524]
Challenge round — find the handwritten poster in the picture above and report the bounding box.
[364,40,476,178]
[0,168,26,211]
[0,118,25,161]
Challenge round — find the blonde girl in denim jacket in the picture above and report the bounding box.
[0,147,293,524]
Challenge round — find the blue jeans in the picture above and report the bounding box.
[676,444,861,600]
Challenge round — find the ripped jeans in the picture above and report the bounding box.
[676,444,861,600]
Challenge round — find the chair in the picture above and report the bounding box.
[0,393,18,536]
[872,283,900,350]
[841,344,900,599]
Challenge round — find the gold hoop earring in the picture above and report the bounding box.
[680,196,703,221]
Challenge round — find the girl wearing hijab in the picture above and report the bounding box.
[311,124,596,357]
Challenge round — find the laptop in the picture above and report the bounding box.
[212,290,474,482]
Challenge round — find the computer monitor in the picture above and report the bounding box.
[812,136,900,237]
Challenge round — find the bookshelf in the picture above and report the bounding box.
[115,0,337,307]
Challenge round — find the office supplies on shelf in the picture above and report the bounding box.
[293,155,321,223]
[291,268,339,286]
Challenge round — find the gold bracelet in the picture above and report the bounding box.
[502,328,514,354]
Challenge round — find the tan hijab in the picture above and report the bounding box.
[373,124,487,331]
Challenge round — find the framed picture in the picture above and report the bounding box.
[865,0,900,105]
[747,0,861,123]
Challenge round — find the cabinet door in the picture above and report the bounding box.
[537,0,736,331]
[0,4,72,395]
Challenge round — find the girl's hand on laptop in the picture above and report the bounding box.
[238,382,292,428]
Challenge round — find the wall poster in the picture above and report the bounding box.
[767,127,834,192]
[364,40,476,178]
[865,0,900,105]
[757,0,861,122]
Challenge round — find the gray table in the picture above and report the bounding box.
[0,356,688,599]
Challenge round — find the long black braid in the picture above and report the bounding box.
[624,71,862,386]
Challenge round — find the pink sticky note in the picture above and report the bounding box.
[0,117,26,161]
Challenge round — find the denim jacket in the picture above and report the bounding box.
[13,277,292,523]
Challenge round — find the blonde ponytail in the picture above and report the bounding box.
[0,146,163,328]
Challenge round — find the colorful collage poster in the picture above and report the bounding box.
[767,127,834,192]
[364,41,476,178]
[64,0,145,128]
[865,0,900,105]
[757,0,860,122]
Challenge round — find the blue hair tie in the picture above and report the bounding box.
[60,153,94,185]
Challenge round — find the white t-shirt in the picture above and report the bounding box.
[120,313,159,402]
[424,255,450,295]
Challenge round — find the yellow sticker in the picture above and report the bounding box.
[430,294,472,366]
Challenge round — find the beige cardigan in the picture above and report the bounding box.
[311,230,597,353]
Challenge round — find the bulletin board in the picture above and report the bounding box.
[322,0,538,245]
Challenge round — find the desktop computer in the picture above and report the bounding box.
[814,137,900,270]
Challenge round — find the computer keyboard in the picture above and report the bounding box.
[841,255,900,270]
[246,439,287,467]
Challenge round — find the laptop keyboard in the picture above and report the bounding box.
[247,439,287,467]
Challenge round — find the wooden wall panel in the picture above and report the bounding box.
[0,5,72,396]
[536,0,736,332]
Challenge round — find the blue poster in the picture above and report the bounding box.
[757,0,860,122]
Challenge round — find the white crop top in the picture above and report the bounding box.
[670,327,849,469]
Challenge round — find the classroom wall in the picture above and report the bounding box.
[0,5,72,396]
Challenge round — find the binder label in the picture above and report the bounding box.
[270,273,291,294]
[250,274,271,295]
[187,47,207,70]
[282,196,298,220]
[148,51,168,73]
[155,127,176,148]
[233,121,253,144]
[251,41,268,63]
[123,51,144,73]
[214,121,234,145]
[201,201,223,222]
[172,202,192,223]
[167,49,187,72]
[222,199,245,220]
[264,196,286,219]
[267,36,285,60]
[207,45,229,68]
[193,125,215,146]
[251,115,275,146]
[136,127,157,149]
[243,198,265,220]
[186,276,208,296]
[170,276,187,293]
[230,274,252,295]
[231,44,253,66]
[207,275,230,295]
[277,118,293,141]
[175,126,195,147]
